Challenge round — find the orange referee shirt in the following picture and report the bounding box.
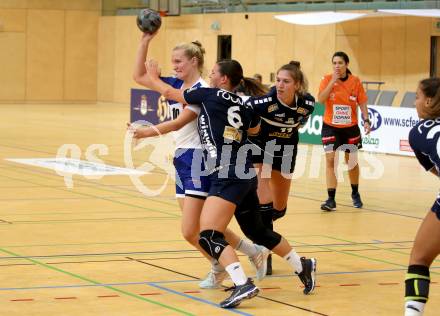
[319,74,367,128]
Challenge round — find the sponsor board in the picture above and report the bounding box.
[298,103,324,144]
[358,105,418,156]
[131,88,170,124]
[300,103,418,157]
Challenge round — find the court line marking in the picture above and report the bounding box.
[2,266,440,291]
[321,235,440,264]
[127,257,330,315]
[290,193,425,219]
[288,237,440,276]
[0,246,194,316]
[0,216,176,225]
[0,173,180,218]
[147,283,254,316]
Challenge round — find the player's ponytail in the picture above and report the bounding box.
[238,77,268,96]
[217,59,267,96]
[277,60,309,96]
[419,77,440,119]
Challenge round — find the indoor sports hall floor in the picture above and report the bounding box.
[1,102,438,315]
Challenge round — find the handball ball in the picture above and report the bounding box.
[137,9,162,34]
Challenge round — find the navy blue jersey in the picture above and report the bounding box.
[409,118,440,173]
[183,87,259,178]
[247,87,315,154]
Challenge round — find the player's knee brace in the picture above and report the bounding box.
[258,202,273,230]
[405,265,430,303]
[272,207,286,221]
[235,210,281,250]
[199,230,229,260]
[252,229,282,250]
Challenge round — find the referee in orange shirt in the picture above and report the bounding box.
[318,51,371,211]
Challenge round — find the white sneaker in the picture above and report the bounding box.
[249,245,270,281]
[199,270,227,289]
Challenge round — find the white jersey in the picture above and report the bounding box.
[164,77,208,149]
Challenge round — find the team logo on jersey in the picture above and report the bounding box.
[366,108,382,132]
[268,104,279,112]
[286,118,295,124]
[297,107,309,115]
[275,113,285,118]
[223,126,243,142]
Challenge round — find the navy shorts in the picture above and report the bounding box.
[431,193,440,220]
[173,148,210,199]
[249,140,298,174]
[208,176,259,214]
[321,123,362,153]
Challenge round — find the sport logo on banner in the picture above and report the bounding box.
[365,108,382,132]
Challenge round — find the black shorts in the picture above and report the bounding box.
[250,141,298,174]
[321,123,362,152]
[208,176,259,214]
[431,195,440,220]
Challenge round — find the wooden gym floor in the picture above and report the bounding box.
[0,102,438,316]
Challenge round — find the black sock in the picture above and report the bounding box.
[327,188,336,200]
[351,184,359,195]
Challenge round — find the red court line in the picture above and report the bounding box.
[139,292,162,296]
[339,284,360,287]
[54,297,77,300]
[183,290,200,294]
[261,287,281,290]
[11,298,34,302]
[378,282,399,285]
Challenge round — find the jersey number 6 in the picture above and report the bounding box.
[227,106,243,129]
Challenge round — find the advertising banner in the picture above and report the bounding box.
[298,103,325,144]
[358,105,419,156]
[130,88,170,124]
[299,102,418,156]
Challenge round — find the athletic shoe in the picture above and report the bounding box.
[351,192,363,208]
[297,257,317,295]
[321,198,336,212]
[248,245,270,281]
[199,270,227,289]
[266,253,273,275]
[220,278,259,308]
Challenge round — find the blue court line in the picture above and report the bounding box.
[147,283,253,316]
[3,266,440,291]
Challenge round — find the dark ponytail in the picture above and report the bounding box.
[235,78,268,96]
[332,51,352,75]
[217,59,268,96]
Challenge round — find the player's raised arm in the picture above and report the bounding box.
[144,59,187,104]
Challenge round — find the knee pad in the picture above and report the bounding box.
[199,230,228,260]
[258,202,274,230]
[252,228,282,250]
[272,207,286,221]
[235,209,281,250]
[405,265,430,303]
